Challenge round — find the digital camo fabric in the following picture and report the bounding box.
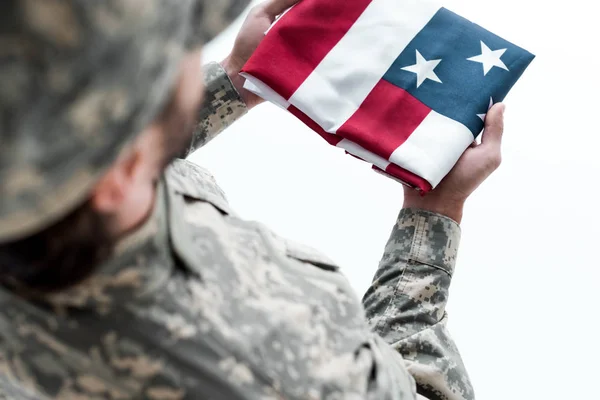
[0,0,251,242]
[0,158,471,399]
[0,42,472,399]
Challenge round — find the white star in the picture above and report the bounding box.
[477,97,494,121]
[468,41,509,76]
[401,50,442,88]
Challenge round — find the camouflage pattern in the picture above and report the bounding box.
[0,156,473,399]
[0,158,472,399]
[0,6,474,396]
[0,0,251,243]
[185,62,248,157]
[363,210,474,400]
[185,2,252,50]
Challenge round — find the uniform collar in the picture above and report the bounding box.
[43,182,174,312]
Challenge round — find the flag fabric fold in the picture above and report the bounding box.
[241,0,535,192]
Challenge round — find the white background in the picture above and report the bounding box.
[192,1,600,398]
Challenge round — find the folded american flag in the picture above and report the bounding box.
[241,0,535,192]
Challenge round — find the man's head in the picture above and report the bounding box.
[0,0,250,290]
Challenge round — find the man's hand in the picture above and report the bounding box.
[222,0,300,110]
[403,103,506,223]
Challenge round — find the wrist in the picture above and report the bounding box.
[402,191,465,224]
[221,56,258,110]
[221,55,242,82]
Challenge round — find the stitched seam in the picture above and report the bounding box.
[371,215,453,340]
[390,312,449,346]
[414,213,425,266]
[409,258,453,278]
[372,262,410,333]
[372,217,419,333]
[413,214,453,277]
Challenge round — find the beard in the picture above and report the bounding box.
[0,84,203,293]
[0,49,206,292]
[0,197,113,292]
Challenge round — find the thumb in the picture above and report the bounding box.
[480,103,505,148]
[263,0,300,19]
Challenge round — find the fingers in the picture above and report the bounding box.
[262,0,300,19]
[479,103,505,169]
[480,103,505,147]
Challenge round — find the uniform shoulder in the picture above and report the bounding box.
[166,159,339,272]
[165,159,232,215]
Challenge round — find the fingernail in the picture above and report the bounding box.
[500,103,506,116]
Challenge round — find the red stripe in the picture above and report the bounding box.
[291,104,432,193]
[291,104,432,192]
[383,163,432,193]
[289,106,343,146]
[373,165,431,193]
[372,166,411,187]
[241,0,372,100]
[337,80,432,159]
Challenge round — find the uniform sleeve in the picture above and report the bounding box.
[362,208,474,400]
[184,62,248,157]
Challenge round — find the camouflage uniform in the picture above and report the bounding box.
[0,1,473,399]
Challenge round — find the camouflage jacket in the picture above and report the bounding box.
[0,63,473,400]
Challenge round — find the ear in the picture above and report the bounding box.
[90,148,141,214]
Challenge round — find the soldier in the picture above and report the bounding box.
[0,0,505,399]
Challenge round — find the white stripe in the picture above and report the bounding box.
[373,168,412,188]
[337,139,391,170]
[389,111,474,188]
[241,73,291,110]
[288,0,440,133]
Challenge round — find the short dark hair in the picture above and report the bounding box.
[0,200,113,292]
[0,64,199,293]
